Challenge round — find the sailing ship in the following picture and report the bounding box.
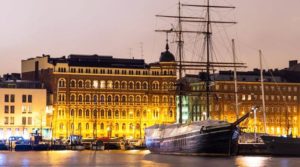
[255,50,300,156]
[145,0,250,156]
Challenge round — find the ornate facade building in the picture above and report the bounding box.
[186,62,300,137]
[21,49,177,139]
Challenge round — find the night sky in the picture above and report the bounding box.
[0,0,299,74]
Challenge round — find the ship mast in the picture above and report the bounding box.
[182,0,236,119]
[156,1,204,124]
[156,0,243,123]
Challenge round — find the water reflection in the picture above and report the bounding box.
[0,151,299,167]
[235,156,270,167]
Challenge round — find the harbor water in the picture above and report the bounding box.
[0,150,299,167]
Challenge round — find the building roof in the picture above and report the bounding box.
[48,54,150,69]
[0,80,43,89]
[159,44,175,62]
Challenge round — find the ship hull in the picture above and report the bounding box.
[261,136,300,156]
[146,127,239,156]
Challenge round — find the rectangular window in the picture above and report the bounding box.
[22,95,27,103]
[4,117,8,125]
[28,117,32,125]
[4,106,9,113]
[22,117,26,125]
[28,95,32,103]
[4,94,9,102]
[10,117,14,125]
[22,106,27,113]
[10,95,15,102]
[28,106,32,113]
[10,106,15,114]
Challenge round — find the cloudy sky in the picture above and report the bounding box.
[0,0,299,74]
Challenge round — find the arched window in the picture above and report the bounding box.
[86,123,89,130]
[129,82,134,90]
[114,81,120,89]
[143,110,147,117]
[162,82,168,90]
[115,110,119,118]
[78,95,83,102]
[121,81,127,89]
[121,96,126,103]
[85,80,91,88]
[142,82,148,90]
[78,80,84,88]
[163,96,167,104]
[100,80,106,89]
[100,110,105,118]
[143,95,148,103]
[70,80,76,88]
[78,109,83,117]
[100,123,104,130]
[136,82,141,90]
[70,94,76,102]
[85,95,90,102]
[136,123,140,130]
[58,78,66,88]
[129,95,134,104]
[100,95,105,103]
[93,109,97,118]
[136,96,141,103]
[78,123,81,130]
[70,109,75,117]
[107,110,112,118]
[59,123,64,130]
[152,81,159,90]
[107,95,112,103]
[71,123,74,130]
[169,110,173,117]
[136,110,140,117]
[169,82,175,90]
[122,123,126,131]
[107,80,113,89]
[93,95,97,103]
[122,110,126,118]
[115,123,119,131]
[114,96,119,103]
[86,109,90,117]
[129,123,133,130]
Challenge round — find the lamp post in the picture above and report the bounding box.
[252,106,258,142]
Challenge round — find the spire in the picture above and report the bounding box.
[166,31,169,51]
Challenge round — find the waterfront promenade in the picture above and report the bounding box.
[0,150,299,167]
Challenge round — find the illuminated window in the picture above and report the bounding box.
[86,123,89,130]
[115,123,119,131]
[122,123,126,130]
[58,78,66,88]
[100,80,106,89]
[115,110,119,118]
[93,80,98,89]
[107,81,113,89]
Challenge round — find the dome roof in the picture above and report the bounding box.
[159,44,175,62]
